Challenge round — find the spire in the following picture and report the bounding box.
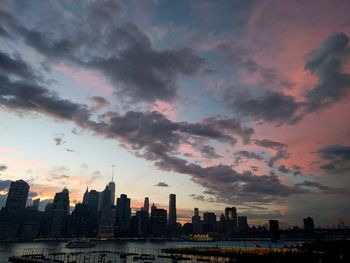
[111,164,116,182]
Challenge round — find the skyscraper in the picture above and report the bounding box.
[168,194,176,226]
[192,208,201,234]
[87,190,99,211]
[143,197,149,215]
[5,180,29,210]
[0,180,29,239]
[116,194,131,234]
[151,208,167,237]
[49,188,70,237]
[225,207,238,234]
[100,185,111,211]
[32,198,40,210]
[108,181,116,206]
[82,187,89,204]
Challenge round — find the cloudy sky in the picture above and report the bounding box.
[0,0,350,226]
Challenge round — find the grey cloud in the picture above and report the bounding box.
[0,165,7,172]
[0,51,35,80]
[88,96,110,108]
[223,89,301,125]
[305,32,350,111]
[0,45,304,206]
[255,139,289,167]
[235,150,263,160]
[317,144,350,172]
[296,180,349,194]
[1,3,204,103]
[54,134,65,146]
[155,182,169,187]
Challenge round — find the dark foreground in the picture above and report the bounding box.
[6,240,350,263]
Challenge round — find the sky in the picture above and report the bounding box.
[0,0,350,227]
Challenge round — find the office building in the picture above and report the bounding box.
[48,188,70,237]
[116,194,131,234]
[151,208,167,237]
[0,180,29,239]
[238,216,249,233]
[192,208,202,234]
[168,194,177,226]
[108,181,116,206]
[225,207,238,234]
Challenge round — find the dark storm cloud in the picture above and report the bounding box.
[317,144,350,172]
[304,32,350,111]
[155,182,169,187]
[0,3,204,103]
[255,139,289,167]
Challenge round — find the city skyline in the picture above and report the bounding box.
[1,0,350,227]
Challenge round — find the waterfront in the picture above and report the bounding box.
[0,240,302,262]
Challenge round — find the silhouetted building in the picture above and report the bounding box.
[82,187,89,204]
[100,185,111,211]
[108,180,116,206]
[116,194,131,234]
[87,190,99,211]
[19,208,43,239]
[98,205,116,238]
[303,217,315,231]
[32,198,40,210]
[69,203,99,238]
[225,207,238,235]
[142,197,149,216]
[192,208,202,234]
[203,212,216,233]
[269,220,280,241]
[0,180,29,240]
[135,210,148,236]
[48,188,70,237]
[151,208,167,237]
[238,216,249,233]
[41,203,53,237]
[168,194,177,226]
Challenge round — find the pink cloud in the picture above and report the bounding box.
[151,100,178,120]
[55,62,114,95]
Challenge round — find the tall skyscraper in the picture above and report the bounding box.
[269,220,280,241]
[82,187,89,204]
[108,181,116,206]
[151,208,167,237]
[5,180,29,210]
[49,188,70,237]
[192,208,202,234]
[116,194,131,234]
[87,190,99,211]
[203,212,216,233]
[168,194,176,226]
[0,180,29,239]
[225,207,238,234]
[143,197,149,215]
[100,185,111,211]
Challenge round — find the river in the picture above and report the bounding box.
[0,240,301,262]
